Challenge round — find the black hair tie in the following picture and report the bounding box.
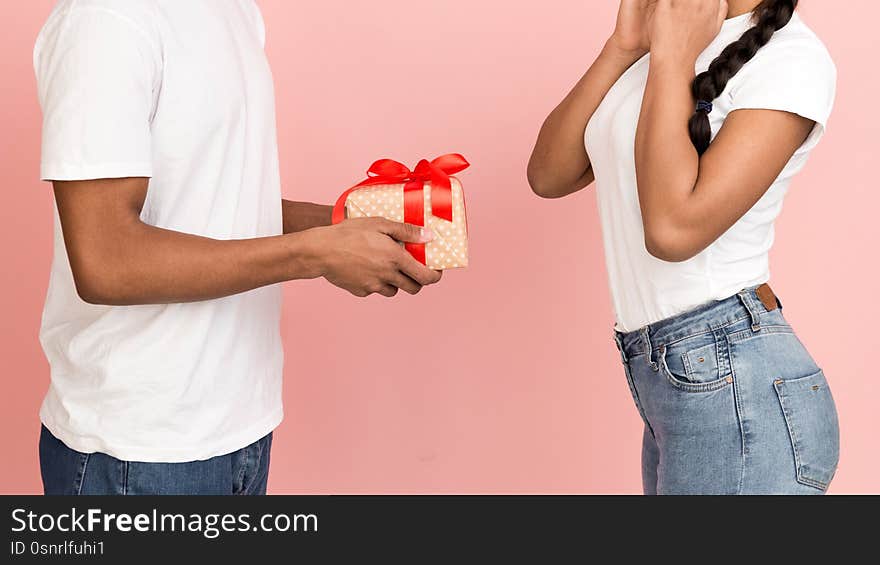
[696,100,714,114]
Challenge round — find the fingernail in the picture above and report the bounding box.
[420,228,435,243]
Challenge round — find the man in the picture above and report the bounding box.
[34,0,440,495]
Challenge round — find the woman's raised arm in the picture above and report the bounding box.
[528,1,658,199]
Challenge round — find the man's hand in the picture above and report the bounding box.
[307,218,442,297]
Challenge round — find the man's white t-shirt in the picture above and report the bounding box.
[34,0,284,462]
[586,12,837,332]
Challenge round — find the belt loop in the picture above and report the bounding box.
[613,333,628,364]
[642,327,659,371]
[738,289,762,332]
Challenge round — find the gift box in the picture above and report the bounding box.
[332,154,470,270]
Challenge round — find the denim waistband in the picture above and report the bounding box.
[614,285,779,361]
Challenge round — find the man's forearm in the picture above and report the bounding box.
[282,200,333,234]
[70,223,326,306]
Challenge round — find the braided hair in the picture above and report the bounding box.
[688,0,799,155]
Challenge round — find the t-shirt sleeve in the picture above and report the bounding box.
[727,38,837,154]
[248,1,267,48]
[34,7,162,181]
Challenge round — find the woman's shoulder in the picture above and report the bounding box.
[723,12,838,135]
[726,12,836,97]
[752,13,835,71]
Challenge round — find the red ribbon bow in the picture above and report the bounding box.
[332,154,470,265]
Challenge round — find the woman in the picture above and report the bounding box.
[528,0,839,494]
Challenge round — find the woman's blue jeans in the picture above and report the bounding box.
[614,286,840,495]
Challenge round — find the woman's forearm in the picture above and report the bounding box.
[632,0,734,261]
[634,54,702,258]
[528,40,646,199]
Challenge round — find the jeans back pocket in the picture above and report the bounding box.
[773,370,840,491]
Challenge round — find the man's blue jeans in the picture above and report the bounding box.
[39,426,272,495]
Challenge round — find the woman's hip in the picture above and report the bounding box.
[615,286,840,494]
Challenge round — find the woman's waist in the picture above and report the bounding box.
[614,283,786,361]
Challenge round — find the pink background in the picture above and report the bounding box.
[2,1,877,494]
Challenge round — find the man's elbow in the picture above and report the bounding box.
[70,263,130,306]
[73,277,119,306]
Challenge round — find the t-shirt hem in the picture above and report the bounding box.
[40,162,153,182]
[711,276,771,304]
[727,101,827,154]
[40,408,284,463]
[613,275,771,333]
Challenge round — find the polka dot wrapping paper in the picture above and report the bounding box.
[343,178,469,270]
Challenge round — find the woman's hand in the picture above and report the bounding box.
[609,0,659,57]
[649,0,728,63]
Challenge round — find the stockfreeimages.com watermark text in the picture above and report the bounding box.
[11,507,318,540]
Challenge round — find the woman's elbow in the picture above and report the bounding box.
[527,166,559,199]
[643,224,700,263]
[527,167,580,200]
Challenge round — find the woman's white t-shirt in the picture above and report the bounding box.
[34,0,284,462]
[586,12,836,332]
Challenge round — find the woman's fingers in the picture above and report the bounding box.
[717,0,729,28]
